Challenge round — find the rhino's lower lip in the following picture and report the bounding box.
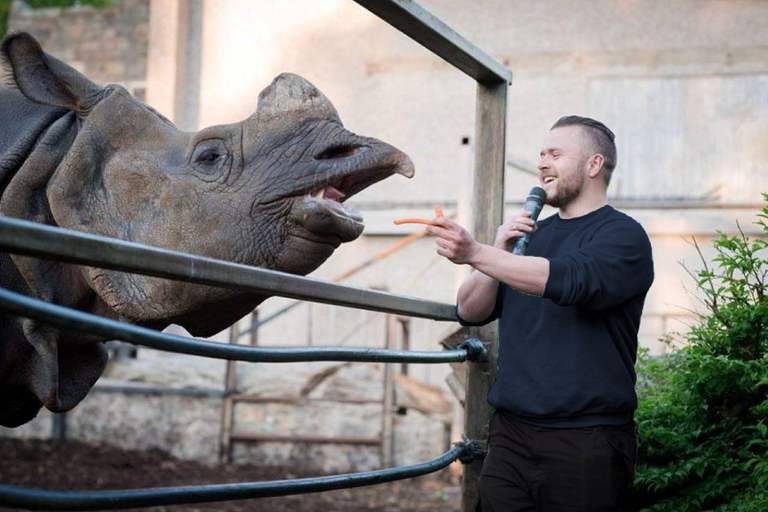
[301,195,363,223]
[302,195,363,220]
[292,196,364,244]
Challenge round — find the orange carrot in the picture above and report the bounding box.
[393,205,445,226]
[393,218,434,226]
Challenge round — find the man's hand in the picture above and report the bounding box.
[428,211,549,306]
[493,211,536,252]
[426,218,479,264]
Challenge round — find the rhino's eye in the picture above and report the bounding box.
[191,139,231,180]
[195,149,222,166]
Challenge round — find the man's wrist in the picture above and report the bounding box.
[466,242,488,267]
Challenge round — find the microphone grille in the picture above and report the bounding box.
[528,186,547,202]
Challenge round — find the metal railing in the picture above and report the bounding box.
[0,216,455,321]
[0,283,485,365]
[0,216,485,511]
[0,441,483,511]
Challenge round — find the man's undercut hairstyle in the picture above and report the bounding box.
[551,116,617,186]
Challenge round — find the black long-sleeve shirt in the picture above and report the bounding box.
[458,205,654,427]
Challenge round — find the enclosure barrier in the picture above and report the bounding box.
[0,216,455,321]
[0,441,484,511]
[0,283,486,365]
[0,213,487,511]
[0,1,510,510]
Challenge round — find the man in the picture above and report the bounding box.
[427,116,654,511]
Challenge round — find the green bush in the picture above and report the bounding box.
[630,195,768,511]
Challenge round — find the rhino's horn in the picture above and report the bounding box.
[256,73,340,121]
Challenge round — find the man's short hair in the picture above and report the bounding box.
[551,116,617,186]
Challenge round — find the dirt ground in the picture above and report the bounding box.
[0,438,462,512]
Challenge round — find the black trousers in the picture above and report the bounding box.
[477,411,637,512]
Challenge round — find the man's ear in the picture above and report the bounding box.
[1,32,104,112]
[587,154,605,179]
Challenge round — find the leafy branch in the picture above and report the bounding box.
[630,194,768,511]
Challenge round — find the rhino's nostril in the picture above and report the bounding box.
[314,145,360,160]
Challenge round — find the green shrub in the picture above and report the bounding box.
[631,195,768,511]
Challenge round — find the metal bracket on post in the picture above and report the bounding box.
[459,338,488,363]
[456,437,487,465]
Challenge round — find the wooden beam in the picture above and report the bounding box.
[445,372,466,407]
[219,321,240,463]
[381,315,397,467]
[353,0,512,84]
[229,433,381,446]
[230,395,383,405]
[460,80,508,512]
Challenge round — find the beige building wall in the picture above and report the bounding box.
[144,0,767,357]
[140,0,768,461]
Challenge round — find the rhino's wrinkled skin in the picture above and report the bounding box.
[0,33,414,427]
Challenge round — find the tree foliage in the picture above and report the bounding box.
[630,195,768,511]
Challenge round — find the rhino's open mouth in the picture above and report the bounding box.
[305,183,363,224]
[292,144,414,245]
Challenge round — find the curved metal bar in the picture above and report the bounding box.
[0,287,470,364]
[0,443,469,511]
[0,216,455,321]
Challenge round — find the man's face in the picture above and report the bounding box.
[538,125,589,208]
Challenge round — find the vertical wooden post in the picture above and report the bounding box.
[398,317,410,377]
[219,320,240,463]
[248,310,259,346]
[381,314,397,467]
[461,80,508,512]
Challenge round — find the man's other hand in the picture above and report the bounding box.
[494,211,536,252]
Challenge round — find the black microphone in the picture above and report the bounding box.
[512,187,547,255]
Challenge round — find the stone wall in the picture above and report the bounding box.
[8,0,149,97]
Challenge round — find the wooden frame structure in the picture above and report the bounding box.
[352,2,511,509]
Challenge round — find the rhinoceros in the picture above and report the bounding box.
[0,32,414,427]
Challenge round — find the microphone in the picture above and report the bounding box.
[512,187,547,255]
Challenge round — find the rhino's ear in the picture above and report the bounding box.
[1,32,104,113]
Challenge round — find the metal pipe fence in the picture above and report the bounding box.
[0,286,485,364]
[0,441,483,511]
[0,216,455,321]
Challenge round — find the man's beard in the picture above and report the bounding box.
[546,162,586,208]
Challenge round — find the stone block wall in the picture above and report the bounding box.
[8,0,149,97]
